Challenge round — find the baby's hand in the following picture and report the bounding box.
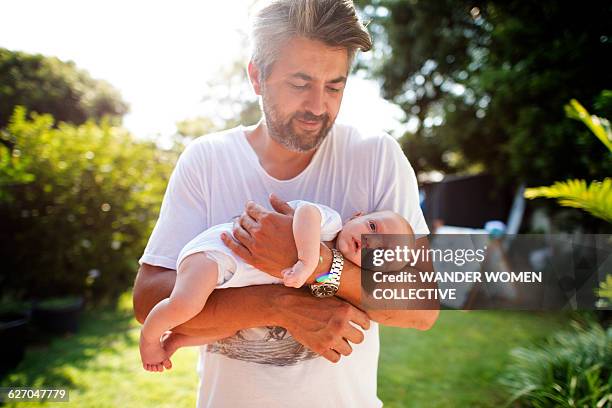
[282,260,315,288]
[140,331,172,373]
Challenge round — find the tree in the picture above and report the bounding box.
[0,48,129,130]
[356,1,612,185]
[0,108,175,300]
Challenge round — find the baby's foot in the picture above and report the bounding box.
[282,260,314,288]
[161,331,188,361]
[140,332,172,372]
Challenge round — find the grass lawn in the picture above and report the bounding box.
[1,293,199,408]
[1,293,569,407]
[378,310,568,407]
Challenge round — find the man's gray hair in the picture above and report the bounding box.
[250,0,372,81]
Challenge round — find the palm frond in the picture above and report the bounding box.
[564,99,612,153]
[524,178,612,223]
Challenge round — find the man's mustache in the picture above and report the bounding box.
[294,111,329,123]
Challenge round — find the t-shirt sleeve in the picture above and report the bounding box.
[373,135,430,237]
[288,200,343,241]
[138,141,209,269]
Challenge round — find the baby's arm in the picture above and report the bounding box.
[282,203,322,288]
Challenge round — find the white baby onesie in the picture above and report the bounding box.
[176,200,343,288]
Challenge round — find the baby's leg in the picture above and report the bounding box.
[140,253,219,372]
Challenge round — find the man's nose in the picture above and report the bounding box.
[304,87,326,117]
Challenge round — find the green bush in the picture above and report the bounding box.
[501,323,611,407]
[0,107,177,301]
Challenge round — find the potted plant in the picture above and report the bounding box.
[32,295,84,334]
[0,300,31,376]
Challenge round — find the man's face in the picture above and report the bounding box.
[256,37,349,152]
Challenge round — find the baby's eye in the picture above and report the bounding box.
[369,221,376,232]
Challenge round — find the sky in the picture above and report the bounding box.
[0,0,411,141]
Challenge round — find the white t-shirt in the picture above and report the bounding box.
[175,200,343,288]
[139,123,429,408]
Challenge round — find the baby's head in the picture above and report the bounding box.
[336,210,414,267]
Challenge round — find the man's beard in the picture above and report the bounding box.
[261,91,334,152]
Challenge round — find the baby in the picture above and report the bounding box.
[139,200,413,372]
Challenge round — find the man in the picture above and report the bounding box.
[133,0,439,406]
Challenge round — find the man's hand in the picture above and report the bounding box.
[221,194,297,277]
[274,288,370,363]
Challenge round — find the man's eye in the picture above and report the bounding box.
[369,221,376,232]
[290,83,307,90]
[327,87,341,93]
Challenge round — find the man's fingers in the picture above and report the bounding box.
[269,193,295,215]
[344,323,365,345]
[231,223,255,249]
[321,349,341,363]
[221,232,252,261]
[239,213,258,234]
[349,308,371,331]
[333,339,353,356]
[245,201,269,221]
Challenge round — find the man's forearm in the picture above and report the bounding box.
[133,264,286,338]
[336,260,439,330]
[316,239,439,330]
[173,284,288,336]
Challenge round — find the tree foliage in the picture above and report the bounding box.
[0,108,175,300]
[356,1,612,185]
[0,48,129,130]
[525,179,612,224]
[524,99,612,224]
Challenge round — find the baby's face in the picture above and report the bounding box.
[336,211,412,267]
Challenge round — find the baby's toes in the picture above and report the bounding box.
[163,359,172,370]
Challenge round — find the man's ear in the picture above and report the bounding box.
[248,61,262,96]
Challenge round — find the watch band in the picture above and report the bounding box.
[309,248,344,298]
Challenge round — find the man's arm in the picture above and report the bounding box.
[225,195,439,331]
[133,263,370,363]
[319,237,439,330]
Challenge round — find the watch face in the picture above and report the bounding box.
[313,284,336,297]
